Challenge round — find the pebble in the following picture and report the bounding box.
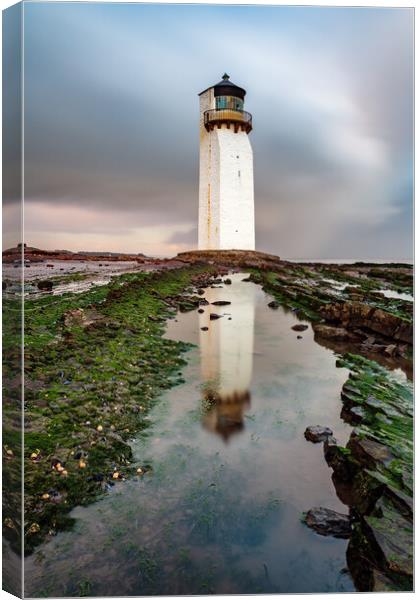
[28,523,40,534]
[292,324,308,332]
[209,313,222,320]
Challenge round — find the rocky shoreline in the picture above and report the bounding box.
[304,355,412,591]
[2,249,413,589]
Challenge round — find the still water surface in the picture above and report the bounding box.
[26,274,355,596]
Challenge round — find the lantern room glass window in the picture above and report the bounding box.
[215,96,244,111]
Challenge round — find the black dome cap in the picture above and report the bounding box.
[199,74,246,99]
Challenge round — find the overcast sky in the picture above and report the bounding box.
[4,3,414,258]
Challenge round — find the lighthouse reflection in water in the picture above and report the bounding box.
[197,274,256,441]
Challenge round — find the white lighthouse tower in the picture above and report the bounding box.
[198,74,255,250]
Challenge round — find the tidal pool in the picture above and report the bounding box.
[376,288,413,302]
[25,273,355,596]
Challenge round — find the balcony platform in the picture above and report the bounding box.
[204,109,252,133]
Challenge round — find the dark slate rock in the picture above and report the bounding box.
[37,280,54,291]
[304,507,351,538]
[304,425,333,443]
[348,435,395,468]
[292,324,308,331]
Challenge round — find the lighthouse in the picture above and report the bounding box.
[198,74,255,250]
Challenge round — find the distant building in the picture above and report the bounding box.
[198,74,255,250]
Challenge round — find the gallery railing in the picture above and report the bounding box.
[204,109,252,133]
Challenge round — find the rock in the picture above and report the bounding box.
[27,523,41,535]
[74,450,87,460]
[323,436,338,463]
[313,323,358,341]
[268,300,279,309]
[224,279,232,285]
[323,438,360,485]
[348,406,366,423]
[209,313,222,320]
[319,302,412,345]
[197,308,204,314]
[292,324,308,331]
[384,344,397,357]
[211,300,231,306]
[37,280,53,291]
[304,507,351,538]
[304,425,333,443]
[297,335,302,339]
[63,308,105,329]
[200,326,208,331]
[371,570,398,592]
[197,288,205,295]
[364,496,413,578]
[347,434,395,469]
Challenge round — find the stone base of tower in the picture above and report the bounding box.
[176,249,281,269]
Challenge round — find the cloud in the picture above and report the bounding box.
[11,3,413,259]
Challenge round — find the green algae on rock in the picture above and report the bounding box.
[328,354,413,591]
[19,266,217,552]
